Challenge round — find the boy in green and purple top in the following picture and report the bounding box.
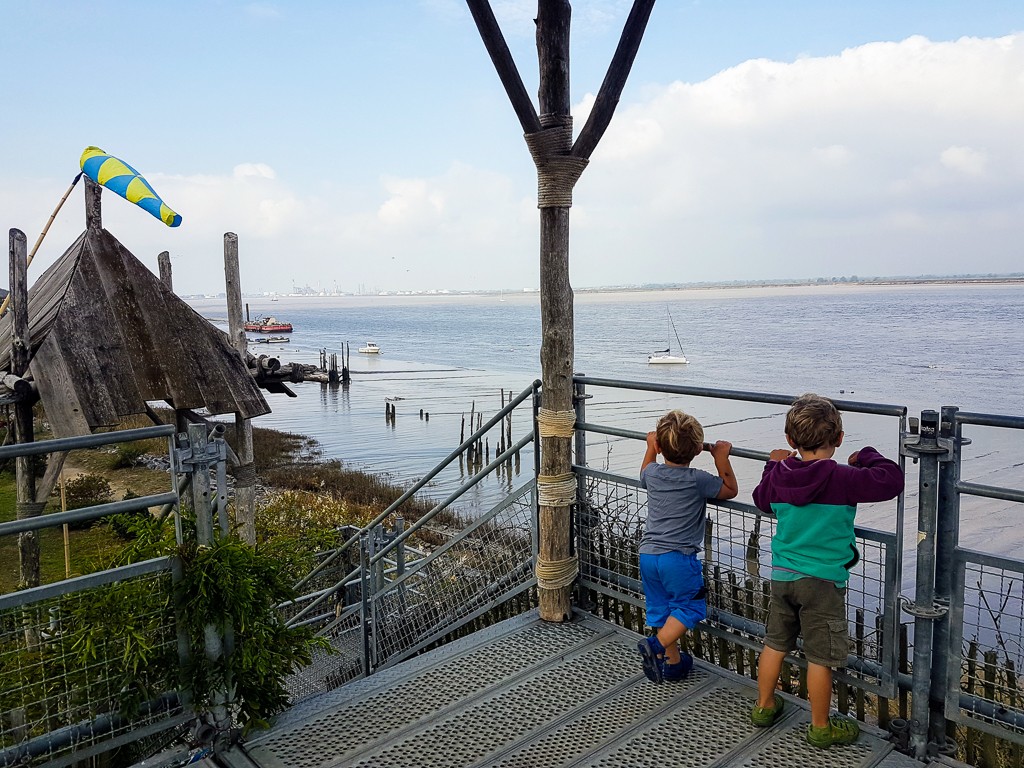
[751,394,903,748]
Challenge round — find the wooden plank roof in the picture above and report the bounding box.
[0,227,269,437]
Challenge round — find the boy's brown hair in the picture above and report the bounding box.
[656,409,704,465]
[786,393,843,451]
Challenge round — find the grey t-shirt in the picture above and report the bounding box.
[639,463,723,555]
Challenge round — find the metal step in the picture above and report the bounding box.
[231,612,924,768]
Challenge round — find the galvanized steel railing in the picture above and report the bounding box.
[570,377,1024,761]
[941,410,1024,754]
[281,382,542,699]
[9,379,1016,764]
[0,425,189,768]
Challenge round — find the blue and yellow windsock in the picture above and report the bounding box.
[79,146,181,227]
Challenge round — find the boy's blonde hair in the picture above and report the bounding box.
[786,393,843,451]
[656,409,704,465]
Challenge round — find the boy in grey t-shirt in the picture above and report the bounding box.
[637,409,737,683]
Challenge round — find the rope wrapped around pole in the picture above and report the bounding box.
[15,501,47,516]
[523,115,589,208]
[535,555,579,590]
[537,471,577,508]
[230,462,257,488]
[537,408,576,439]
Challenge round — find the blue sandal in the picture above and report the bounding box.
[637,637,664,684]
[664,652,693,681]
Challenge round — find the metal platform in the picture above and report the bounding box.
[223,612,929,768]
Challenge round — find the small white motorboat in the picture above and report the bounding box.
[358,341,382,354]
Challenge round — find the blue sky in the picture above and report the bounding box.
[2,1,1023,295]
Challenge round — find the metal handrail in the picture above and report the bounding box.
[0,492,179,537]
[293,380,540,592]
[575,422,770,462]
[286,431,535,628]
[0,424,175,459]
[573,376,907,417]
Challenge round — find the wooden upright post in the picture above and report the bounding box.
[9,229,40,590]
[158,251,173,290]
[467,0,657,621]
[84,176,102,230]
[224,233,257,545]
[535,0,575,622]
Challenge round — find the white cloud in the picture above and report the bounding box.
[573,33,1024,284]
[234,163,277,180]
[940,146,988,176]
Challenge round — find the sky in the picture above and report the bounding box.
[2,1,1023,296]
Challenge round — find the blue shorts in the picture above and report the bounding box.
[639,550,707,631]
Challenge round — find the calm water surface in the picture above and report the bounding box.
[190,283,1024,559]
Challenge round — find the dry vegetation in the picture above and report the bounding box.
[0,409,427,592]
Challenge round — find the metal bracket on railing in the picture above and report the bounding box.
[899,594,949,619]
[900,417,955,463]
[173,426,227,473]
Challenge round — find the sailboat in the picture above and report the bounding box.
[648,308,689,365]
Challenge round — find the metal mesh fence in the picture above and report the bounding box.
[0,565,185,767]
[283,482,537,701]
[370,482,536,668]
[576,468,898,695]
[947,549,1024,741]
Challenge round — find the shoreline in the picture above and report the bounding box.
[187,277,1024,311]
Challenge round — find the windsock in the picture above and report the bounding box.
[79,146,181,227]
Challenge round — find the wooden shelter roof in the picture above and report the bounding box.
[0,227,270,437]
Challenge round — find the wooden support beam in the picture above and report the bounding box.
[466,0,541,134]
[572,0,656,160]
[468,0,658,623]
[224,232,257,545]
[85,176,102,230]
[158,251,173,290]
[10,228,40,591]
[536,0,574,623]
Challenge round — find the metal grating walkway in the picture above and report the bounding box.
[222,612,934,768]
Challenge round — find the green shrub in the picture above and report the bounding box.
[64,474,115,530]
[111,443,146,469]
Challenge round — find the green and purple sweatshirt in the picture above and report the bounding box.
[752,446,904,586]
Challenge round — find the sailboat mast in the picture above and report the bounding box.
[669,310,684,353]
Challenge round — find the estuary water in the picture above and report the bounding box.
[188,282,1024,559]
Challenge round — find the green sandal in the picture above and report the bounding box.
[807,715,860,748]
[750,694,784,727]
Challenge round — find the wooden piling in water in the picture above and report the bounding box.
[500,389,506,453]
[328,353,339,384]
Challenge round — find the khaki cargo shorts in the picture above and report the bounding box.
[764,578,850,668]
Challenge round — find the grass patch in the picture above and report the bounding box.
[262,460,433,519]
[250,426,318,471]
[0,470,125,592]
[0,410,431,593]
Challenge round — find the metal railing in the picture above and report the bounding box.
[571,377,907,694]
[8,377,1018,764]
[941,410,1024,754]
[280,382,542,700]
[569,377,1024,761]
[0,425,189,768]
